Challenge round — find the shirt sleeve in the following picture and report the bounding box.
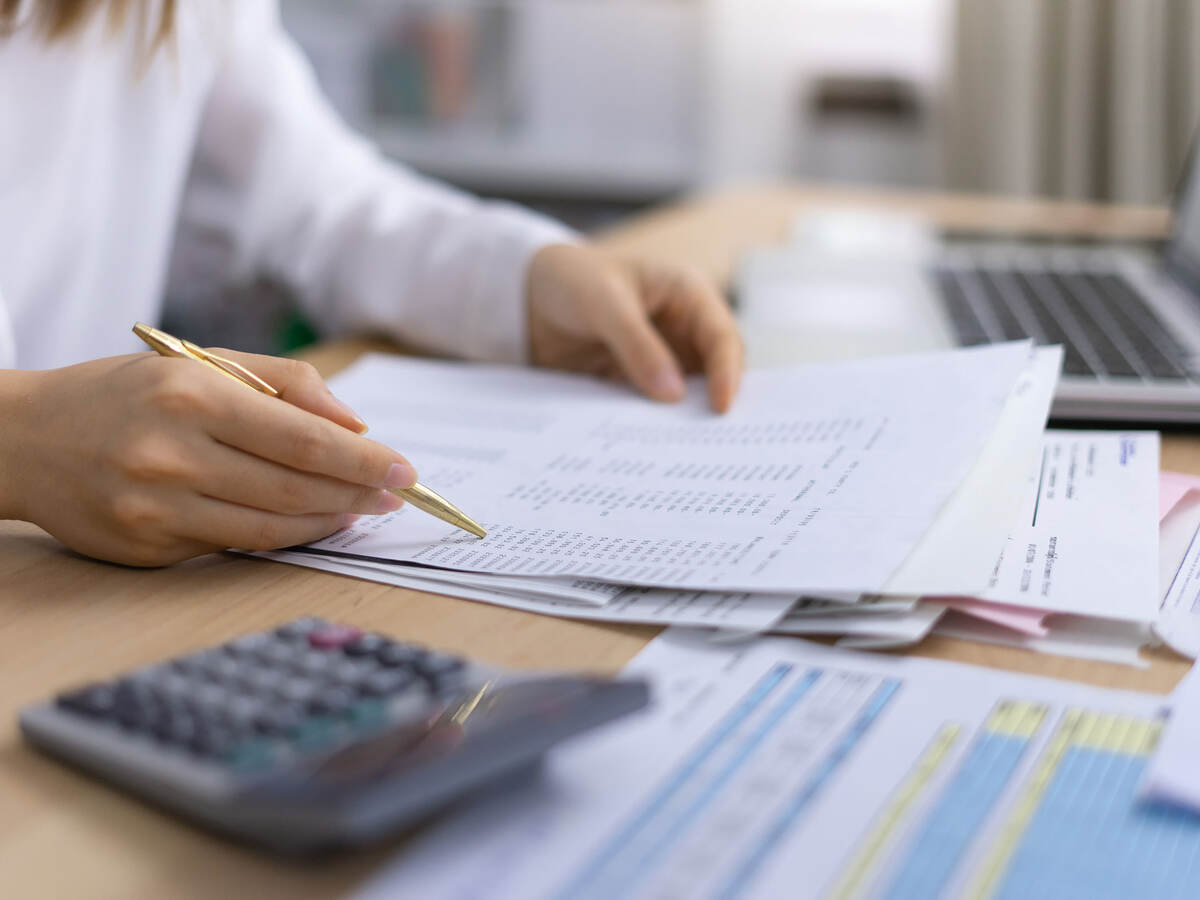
[178,0,577,364]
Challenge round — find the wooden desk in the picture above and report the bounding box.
[0,184,1191,899]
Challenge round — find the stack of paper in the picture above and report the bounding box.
[254,339,1167,665]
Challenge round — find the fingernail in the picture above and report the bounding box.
[337,513,361,530]
[372,490,405,514]
[652,368,686,400]
[330,392,369,434]
[385,462,418,490]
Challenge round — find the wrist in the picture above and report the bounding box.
[0,368,40,521]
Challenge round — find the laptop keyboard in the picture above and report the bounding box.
[931,265,1193,380]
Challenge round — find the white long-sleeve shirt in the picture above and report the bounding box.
[0,0,573,371]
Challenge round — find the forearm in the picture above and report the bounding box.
[0,369,38,521]
[185,8,575,365]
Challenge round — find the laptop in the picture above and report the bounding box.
[736,141,1200,423]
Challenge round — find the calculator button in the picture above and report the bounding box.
[277,678,321,707]
[113,696,162,732]
[256,640,298,668]
[171,650,221,677]
[308,686,357,716]
[376,642,427,669]
[202,655,244,684]
[293,649,337,678]
[329,658,376,687]
[114,679,157,708]
[153,712,199,746]
[252,704,306,737]
[190,682,231,711]
[308,624,362,649]
[155,672,195,702]
[416,654,466,677]
[56,684,117,719]
[360,668,417,698]
[243,667,287,697]
[223,632,274,656]
[219,696,266,732]
[416,656,466,688]
[275,617,327,641]
[189,725,238,759]
[343,633,388,657]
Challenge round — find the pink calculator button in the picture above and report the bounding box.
[308,624,362,649]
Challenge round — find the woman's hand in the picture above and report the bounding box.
[0,351,416,566]
[526,244,743,412]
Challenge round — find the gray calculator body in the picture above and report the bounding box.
[20,618,649,854]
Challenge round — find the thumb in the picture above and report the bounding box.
[206,349,370,435]
[599,289,686,403]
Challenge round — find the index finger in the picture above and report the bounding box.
[204,383,416,490]
[207,350,369,435]
[685,280,744,413]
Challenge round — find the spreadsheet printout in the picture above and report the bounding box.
[303,342,1031,593]
[356,631,1193,900]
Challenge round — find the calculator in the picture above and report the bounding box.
[19,617,649,854]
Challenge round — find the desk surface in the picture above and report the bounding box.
[0,184,1190,899]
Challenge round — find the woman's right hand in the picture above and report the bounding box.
[0,351,416,566]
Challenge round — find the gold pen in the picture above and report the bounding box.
[133,323,487,539]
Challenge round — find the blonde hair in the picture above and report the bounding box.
[1,0,175,44]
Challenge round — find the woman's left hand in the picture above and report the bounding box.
[526,244,743,413]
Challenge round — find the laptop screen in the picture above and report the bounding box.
[1166,138,1200,290]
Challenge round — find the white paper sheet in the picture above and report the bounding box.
[934,610,1151,668]
[782,595,918,617]
[771,600,943,648]
[278,552,624,605]
[881,346,1060,596]
[1139,662,1200,811]
[253,551,796,631]
[302,343,1030,593]
[835,602,946,649]
[1155,496,1200,659]
[356,630,1181,900]
[976,430,1160,622]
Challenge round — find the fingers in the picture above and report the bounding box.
[182,495,359,551]
[684,278,744,413]
[200,382,417,490]
[207,350,369,435]
[192,439,405,516]
[597,281,687,404]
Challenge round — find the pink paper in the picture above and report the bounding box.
[1160,470,1200,521]
[940,597,1050,637]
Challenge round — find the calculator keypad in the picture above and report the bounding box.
[54,618,473,773]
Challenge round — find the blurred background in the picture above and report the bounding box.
[167,0,1200,350]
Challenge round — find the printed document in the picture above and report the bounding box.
[977,430,1160,622]
[357,631,1185,900]
[253,550,798,630]
[301,342,1031,593]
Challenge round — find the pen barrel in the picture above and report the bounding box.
[394,483,487,539]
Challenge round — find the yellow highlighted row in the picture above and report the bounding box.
[826,725,962,900]
[965,708,1161,899]
[985,701,1049,740]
